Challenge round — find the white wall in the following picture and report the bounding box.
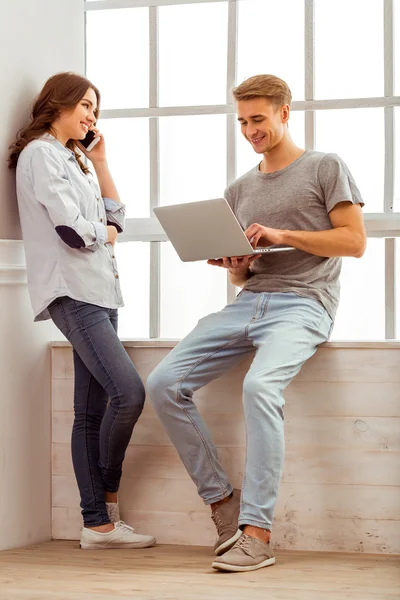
[0,0,85,240]
[0,0,84,550]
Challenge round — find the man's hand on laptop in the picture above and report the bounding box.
[207,255,261,269]
[245,223,285,248]
[207,255,261,288]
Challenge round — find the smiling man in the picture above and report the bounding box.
[147,74,366,572]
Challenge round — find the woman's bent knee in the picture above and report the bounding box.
[115,371,146,411]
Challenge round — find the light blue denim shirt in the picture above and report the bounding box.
[16,134,125,321]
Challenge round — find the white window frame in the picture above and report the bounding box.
[84,0,400,338]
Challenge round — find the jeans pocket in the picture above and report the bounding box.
[48,298,71,339]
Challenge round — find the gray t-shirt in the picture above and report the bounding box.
[225,150,364,320]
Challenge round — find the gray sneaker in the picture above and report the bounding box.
[212,533,275,572]
[212,488,241,556]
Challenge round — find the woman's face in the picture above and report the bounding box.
[53,87,98,142]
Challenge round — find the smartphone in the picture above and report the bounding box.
[80,129,100,152]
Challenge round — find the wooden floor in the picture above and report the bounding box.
[0,542,399,600]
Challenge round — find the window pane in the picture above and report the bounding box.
[116,242,150,338]
[97,118,150,218]
[159,115,226,205]
[236,111,305,178]
[394,108,400,211]
[159,3,228,107]
[237,0,304,101]
[315,108,384,212]
[160,242,227,339]
[331,239,385,340]
[86,9,149,109]
[315,0,383,99]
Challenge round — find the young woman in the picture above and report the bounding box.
[9,72,155,550]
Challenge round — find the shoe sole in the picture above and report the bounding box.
[214,529,242,556]
[212,556,276,572]
[80,539,156,550]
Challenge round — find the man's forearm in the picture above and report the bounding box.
[229,267,251,287]
[281,226,366,258]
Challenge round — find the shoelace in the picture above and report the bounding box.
[114,520,135,533]
[233,534,252,554]
[211,511,224,533]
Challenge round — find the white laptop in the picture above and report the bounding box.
[153,198,294,262]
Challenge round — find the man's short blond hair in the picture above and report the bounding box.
[232,74,292,107]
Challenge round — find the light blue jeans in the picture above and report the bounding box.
[147,290,332,531]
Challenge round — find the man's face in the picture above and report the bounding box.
[237,98,289,154]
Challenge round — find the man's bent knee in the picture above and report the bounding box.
[146,363,178,409]
[242,375,284,417]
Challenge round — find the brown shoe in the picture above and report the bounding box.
[211,489,241,555]
[212,533,275,572]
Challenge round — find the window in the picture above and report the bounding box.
[158,3,228,107]
[85,0,400,340]
[237,0,305,101]
[96,117,150,217]
[332,240,386,340]
[160,242,227,339]
[314,0,384,99]
[86,8,149,110]
[159,115,227,206]
[315,109,385,213]
[116,242,150,338]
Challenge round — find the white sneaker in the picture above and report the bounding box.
[106,502,120,523]
[80,521,156,549]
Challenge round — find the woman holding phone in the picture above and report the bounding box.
[9,72,155,550]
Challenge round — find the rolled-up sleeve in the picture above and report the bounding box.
[29,146,107,251]
[318,153,364,214]
[103,197,126,233]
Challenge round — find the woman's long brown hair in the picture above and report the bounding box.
[8,72,100,174]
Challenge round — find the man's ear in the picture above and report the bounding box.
[281,104,290,124]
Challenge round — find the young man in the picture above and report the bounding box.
[147,75,366,572]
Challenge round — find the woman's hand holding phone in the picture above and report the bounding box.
[78,127,106,164]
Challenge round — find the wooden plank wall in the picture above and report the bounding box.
[51,343,400,553]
